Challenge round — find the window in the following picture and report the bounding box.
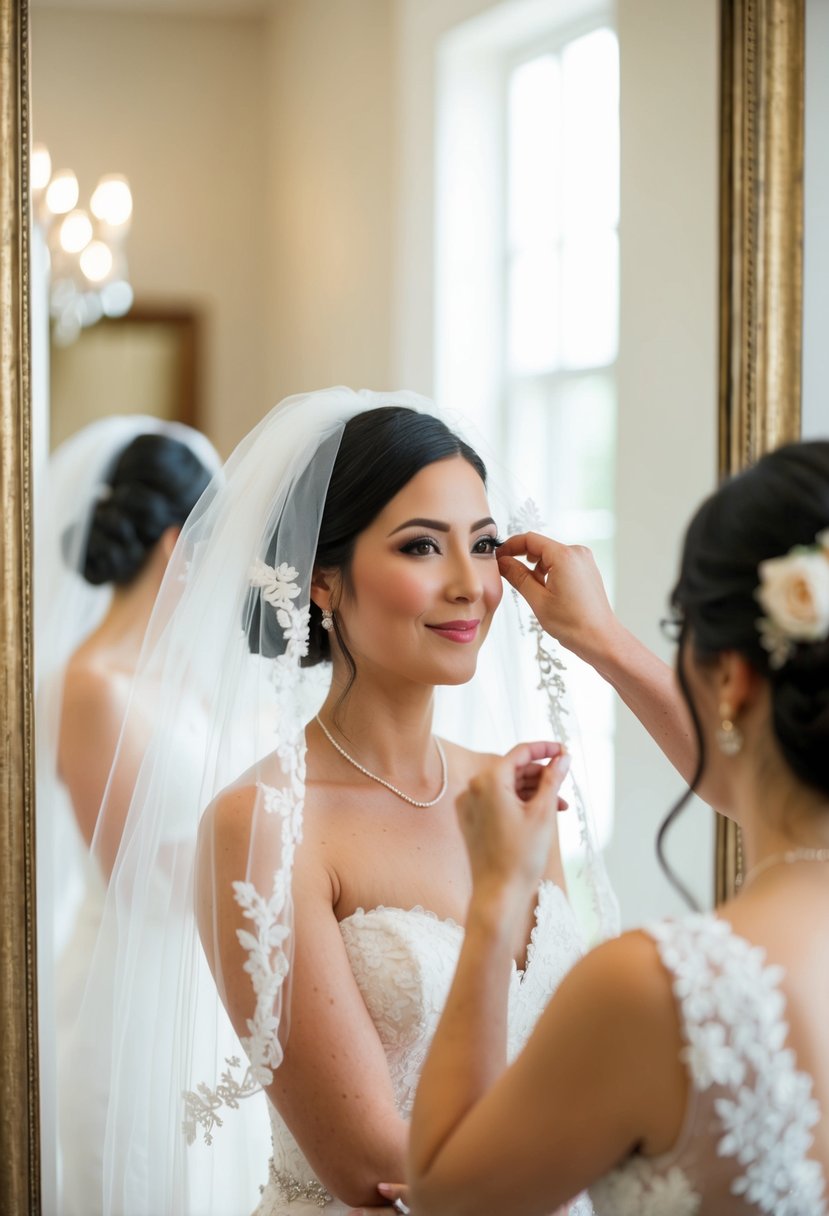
[436,9,619,855]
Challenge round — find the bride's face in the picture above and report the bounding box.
[335,455,503,687]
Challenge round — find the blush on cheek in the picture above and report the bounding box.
[486,570,505,612]
[352,563,435,618]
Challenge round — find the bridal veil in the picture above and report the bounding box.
[67,388,618,1214]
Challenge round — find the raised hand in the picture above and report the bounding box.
[456,742,570,900]
[498,531,619,665]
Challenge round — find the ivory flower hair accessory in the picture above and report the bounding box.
[755,529,829,668]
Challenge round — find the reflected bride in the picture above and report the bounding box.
[77,388,616,1216]
[34,417,219,1216]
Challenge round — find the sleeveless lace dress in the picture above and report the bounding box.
[590,915,827,1216]
[255,880,593,1216]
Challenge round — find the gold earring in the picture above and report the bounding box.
[716,704,743,756]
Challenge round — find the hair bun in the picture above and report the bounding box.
[65,433,213,588]
[83,485,159,585]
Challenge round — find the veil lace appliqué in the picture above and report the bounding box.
[183,562,310,1146]
[509,500,619,940]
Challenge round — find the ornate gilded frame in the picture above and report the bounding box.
[0,0,807,1206]
[1,0,39,1212]
[716,0,805,902]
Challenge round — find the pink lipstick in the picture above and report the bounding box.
[426,619,480,643]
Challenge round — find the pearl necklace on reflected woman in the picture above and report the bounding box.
[314,714,448,808]
[739,847,829,891]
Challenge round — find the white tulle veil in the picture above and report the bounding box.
[69,388,618,1215]
[34,415,221,1211]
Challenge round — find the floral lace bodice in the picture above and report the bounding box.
[590,915,827,1216]
[255,880,592,1215]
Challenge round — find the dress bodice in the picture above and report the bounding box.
[589,915,827,1216]
[256,880,592,1215]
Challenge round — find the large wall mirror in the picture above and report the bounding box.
[0,0,809,1209]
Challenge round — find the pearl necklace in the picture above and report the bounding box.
[314,715,448,808]
[739,847,829,891]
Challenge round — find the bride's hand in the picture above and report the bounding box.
[497,530,620,666]
[347,1181,411,1214]
[457,742,570,899]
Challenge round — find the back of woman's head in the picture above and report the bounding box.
[247,405,487,661]
[673,439,829,796]
[75,433,213,586]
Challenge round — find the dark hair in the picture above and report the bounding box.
[246,407,487,692]
[69,433,213,586]
[657,440,829,904]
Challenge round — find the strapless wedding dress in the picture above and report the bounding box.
[255,880,593,1216]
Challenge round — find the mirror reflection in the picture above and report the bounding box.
[31,1,721,1212]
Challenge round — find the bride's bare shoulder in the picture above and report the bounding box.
[440,737,500,781]
[200,754,283,831]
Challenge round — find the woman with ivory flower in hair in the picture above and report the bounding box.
[73,388,616,1216]
[404,440,829,1216]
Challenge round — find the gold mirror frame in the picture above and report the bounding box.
[716,0,804,902]
[1,0,39,1212]
[0,0,806,1206]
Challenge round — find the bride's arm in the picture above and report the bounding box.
[498,533,702,791]
[196,784,409,1209]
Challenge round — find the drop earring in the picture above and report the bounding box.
[321,608,334,633]
[716,705,743,756]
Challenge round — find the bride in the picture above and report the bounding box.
[77,388,616,1215]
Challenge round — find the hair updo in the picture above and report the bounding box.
[246,406,487,678]
[69,433,213,586]
[658,441,829,907]
[673,440,829,796]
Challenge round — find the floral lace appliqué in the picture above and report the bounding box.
[591,916,826,1216]
[508,500,619,943]
[183,561,309,1146]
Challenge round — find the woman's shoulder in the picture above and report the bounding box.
[62,651,132,711]
[439,737,499,781]
[546,929,685,1067]
[200,754,318,856]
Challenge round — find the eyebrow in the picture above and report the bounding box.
[388,516,497,536]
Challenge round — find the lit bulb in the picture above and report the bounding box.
[90,174,133,228]
[58,210,93,254]
[101,280,134,317]
[45,169,79,215]
[31,143,52,192]
[80,240,113,283]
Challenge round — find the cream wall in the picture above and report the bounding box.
[31,5,269,455]
[611,0,718,922]
[264,0,395,403]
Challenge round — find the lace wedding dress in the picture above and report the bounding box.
[590,915,827,1216]
[255,880,593,1216]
